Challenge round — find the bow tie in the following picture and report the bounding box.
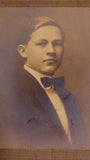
[40,76,64,88]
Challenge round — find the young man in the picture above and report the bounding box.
[0,16,87,148]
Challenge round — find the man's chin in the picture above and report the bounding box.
[42,65,61,76]
[40,69,56,76]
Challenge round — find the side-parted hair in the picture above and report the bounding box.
[19,16,65,45]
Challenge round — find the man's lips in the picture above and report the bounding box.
[43,59,57,62]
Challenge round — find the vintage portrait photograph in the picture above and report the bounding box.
[0,7,90,159]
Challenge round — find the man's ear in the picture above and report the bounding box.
[17,45,27,58]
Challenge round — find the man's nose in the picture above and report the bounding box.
[46,43,56,56]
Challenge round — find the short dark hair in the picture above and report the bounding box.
[18,16,65,45]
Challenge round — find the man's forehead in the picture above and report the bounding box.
[30,25,63,41]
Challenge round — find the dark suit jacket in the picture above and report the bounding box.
[0,68,87,148]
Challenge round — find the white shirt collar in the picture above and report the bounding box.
[24,64,52,89]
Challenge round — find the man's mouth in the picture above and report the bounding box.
[43,59,57,63]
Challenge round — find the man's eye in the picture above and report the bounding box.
[36,42,47,47]
[53,41,64,46]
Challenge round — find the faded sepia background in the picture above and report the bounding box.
[0,7,90,142]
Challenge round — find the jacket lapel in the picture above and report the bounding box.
[55,84,77,142]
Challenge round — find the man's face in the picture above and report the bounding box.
[25,25,64,76]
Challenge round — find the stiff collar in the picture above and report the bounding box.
[24,65,54,89]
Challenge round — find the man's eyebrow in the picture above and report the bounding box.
[53,39,64,42]
[35,39,63,42]
[52,39,64,44]
[35,39,48,42]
